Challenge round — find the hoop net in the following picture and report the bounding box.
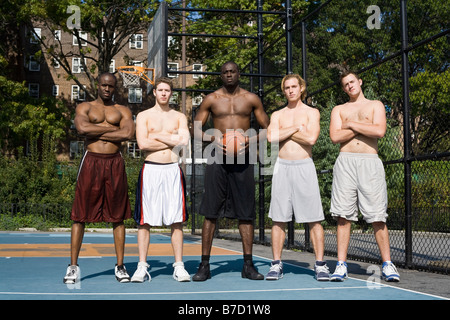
[117,66,155,88]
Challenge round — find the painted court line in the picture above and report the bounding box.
[1,233,447,300]
[0,286,372,296]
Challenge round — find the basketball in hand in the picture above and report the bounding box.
[222,130,246,157]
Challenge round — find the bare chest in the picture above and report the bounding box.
[279,109,308,128]
[341,105,374,123]
[147,113,179,133]
[210,95,253,118]
[88,105,122,126]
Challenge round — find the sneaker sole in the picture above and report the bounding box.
[116,277,130,283]
[63,279,76,284]
[174,276,191,282]
[383,275,400,282]
[315,276,330,281]
[266,274,283,280]
[330,275,347,282]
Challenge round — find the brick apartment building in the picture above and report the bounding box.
[22,23,204,161]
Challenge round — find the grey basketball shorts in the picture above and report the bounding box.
[269,157,324,223]
[330,152,388,223]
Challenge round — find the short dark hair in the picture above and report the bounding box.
[339,70,360,85]
[221,61,240,73]
[98,72,117,85]
[154,77,174,91]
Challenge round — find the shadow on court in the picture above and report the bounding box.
[0,231,448,301]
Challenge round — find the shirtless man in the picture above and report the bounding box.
[192,61,269,281]
[131,77,191,283]
[329,71,400,282]
[266,74,329,281]
[64,72,135,284]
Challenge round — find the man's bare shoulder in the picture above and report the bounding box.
[271,108,283,117]
[136,108,154,121]
[369,99,384,108]
[113,102,130,110]
[170,108,188,121]
[240,87,256,97]
[75,101,93,111]
[113,103,132,117]
[205,89,223,99]
[332,101,348,111]
[304,105,320,119]
[299,103,319,112]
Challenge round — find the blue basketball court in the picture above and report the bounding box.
[0,231,447,301]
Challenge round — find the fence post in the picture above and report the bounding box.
[400,0,413,268]
[257,0,265,243]
[286,0,293,74]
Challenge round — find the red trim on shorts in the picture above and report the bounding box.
[179,167,187,222]
[139,164,145,226]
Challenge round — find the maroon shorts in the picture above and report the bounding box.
[71,152,132,223]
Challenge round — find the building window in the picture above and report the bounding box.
[102,32,116,44]
[193,64,203,79]
[52,85,59,97]
[192,95,203,106]
[70,141,85,159]
[30,28,41,44]
[52,58,60,68]
[109,59,115,73]
[128,87,142,103]
[72,58,85,73]
[28,83,39,98]
[54,30,61,41]
[169,92,178,105]
[127,141,141,158]
[73,31,87,46]
[168,63,178,78]
[129,34,143,49]
[28,56,40,72]
[71,85,86,101]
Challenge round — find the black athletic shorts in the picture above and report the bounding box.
[199,152,255,221]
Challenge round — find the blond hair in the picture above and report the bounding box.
[281,74,307,100]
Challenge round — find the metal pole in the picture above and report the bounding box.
[190,108,196,235]
[181,0,187,116]
[286,0,293,74]
[286,0,295,248]
[301,19,311,250]
[400,0,413,268]
[257,0,265,243]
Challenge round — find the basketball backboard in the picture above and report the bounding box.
[147,1,168,93]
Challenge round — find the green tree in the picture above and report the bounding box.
[17,0,164,99]
[168,0,308,114]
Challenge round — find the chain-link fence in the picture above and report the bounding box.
[281,0,449,273]
[188,0,449,274]
[1,0,447,275]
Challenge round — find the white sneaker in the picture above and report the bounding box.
[131,262,151,283]
[382,261,400,282]
[63,265,80,284]
[173,262,191,282]
[266,260,283,280]
[115,264,130,283]
[330,261,348,281]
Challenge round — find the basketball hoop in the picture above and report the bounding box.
[117,66,155,88]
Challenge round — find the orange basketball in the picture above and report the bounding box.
[223,130,246,157]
